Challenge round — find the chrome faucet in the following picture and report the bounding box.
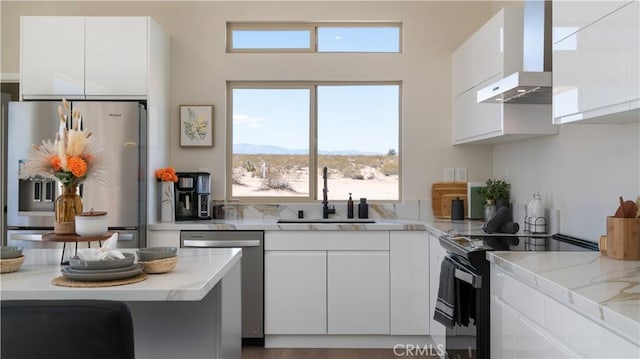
[322,167,335,219]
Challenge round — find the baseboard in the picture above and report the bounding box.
[265,335,434,348]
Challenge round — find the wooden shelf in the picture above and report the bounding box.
[42,232,113,243]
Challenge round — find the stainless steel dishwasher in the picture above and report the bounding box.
[180,230,264,345]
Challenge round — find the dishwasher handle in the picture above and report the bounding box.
[9,234,44,242]
[182,239,261,248]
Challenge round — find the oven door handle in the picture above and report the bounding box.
[454,267,482,289]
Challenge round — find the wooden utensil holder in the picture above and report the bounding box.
[606,217,640,260]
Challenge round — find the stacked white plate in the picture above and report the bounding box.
[61,253,143,281]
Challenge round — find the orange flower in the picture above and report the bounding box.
[156,167,178,182]
[50,155,62,171]
[67,156,88,178]
[161,172,173,182]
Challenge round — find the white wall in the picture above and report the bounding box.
[0,1,495,206]
[493,122,640,240]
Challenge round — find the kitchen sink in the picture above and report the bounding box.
[277,219,376,224]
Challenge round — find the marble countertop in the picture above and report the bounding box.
[0,248,241,301]
[148,218,486,234]
[487,251,640,345]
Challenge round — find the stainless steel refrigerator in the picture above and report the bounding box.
[6,101,146,248]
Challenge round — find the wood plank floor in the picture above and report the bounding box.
[242,347,438,359]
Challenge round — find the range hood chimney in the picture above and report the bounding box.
[477,0,552,104]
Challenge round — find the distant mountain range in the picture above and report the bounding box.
[234,143,383,156]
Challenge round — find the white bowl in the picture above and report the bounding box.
[75,210,108,237]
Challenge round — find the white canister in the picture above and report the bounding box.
[75,210,108,237]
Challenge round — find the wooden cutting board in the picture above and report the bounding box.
[432,182,468,219]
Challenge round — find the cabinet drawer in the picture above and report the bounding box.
[265,231,389,251]
[544,295,639,358]
[491,266,545,326]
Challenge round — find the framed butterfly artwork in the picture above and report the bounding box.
[180,105,213,147]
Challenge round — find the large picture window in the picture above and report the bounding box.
[228,82,400,202]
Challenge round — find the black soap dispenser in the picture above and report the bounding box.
[358,198,369,219]
[347,193,354,219]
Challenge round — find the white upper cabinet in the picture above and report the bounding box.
[553,1,629,43]
[20,17,85,98]
[625,1,639,106]
[21,16,154,100]
[85,17,148,97]
[452,5,557,145]
[553,1,639,123]
[453,10,504,97]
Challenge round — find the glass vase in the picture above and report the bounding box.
[54,185,83,234]
[484,199,496,222]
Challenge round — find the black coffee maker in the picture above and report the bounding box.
[175,172,211,220]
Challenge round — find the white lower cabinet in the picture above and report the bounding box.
[491,262,640,358]
[264,251,327,334]
[390,231,430,335]
[491,295,572,359]
[327,251,389,334]
[264,231,392,336]
[428,233,447,357]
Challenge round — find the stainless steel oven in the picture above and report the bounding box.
[180,230,264,346]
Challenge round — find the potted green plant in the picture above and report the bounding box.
[478,179,511,221]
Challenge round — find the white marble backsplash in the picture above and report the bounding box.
[225,200,425,221]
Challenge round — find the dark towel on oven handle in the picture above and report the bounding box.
[456,277,475,327]
[433,256,456,329]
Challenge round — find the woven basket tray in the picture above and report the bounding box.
[1,256,26,273]
[138,256,177,274]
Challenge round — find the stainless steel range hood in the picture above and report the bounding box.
[478,0,552,104]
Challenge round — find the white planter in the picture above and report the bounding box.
[159,182,175,222]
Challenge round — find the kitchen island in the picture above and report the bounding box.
[0,248,242,359]
[488,251,640,358]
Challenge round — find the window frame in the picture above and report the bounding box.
[226,81,402,203]
[227,22,403,53]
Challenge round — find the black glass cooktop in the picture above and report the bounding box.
[439,233,598,272]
